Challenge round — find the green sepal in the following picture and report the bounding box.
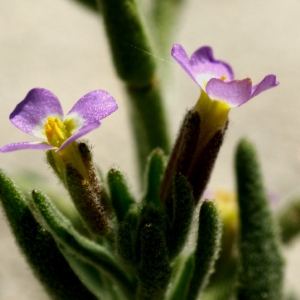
[143,148,165,208]
[0,169,97,300]
[46,150,66,187]
[107,168,136,223]
[166,253,195,300]
[235,139,284,300]
[97,0,155,87]
[186,200,222,300]
[167,173,194,259]
[160,111,200,207]
[277,197,300,244]
[136,203,171,300]
[30,189,136,299]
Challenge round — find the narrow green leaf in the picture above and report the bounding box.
[143,148,165,208]
[117,221,136,266]
[167,174,194,259]
[136,204,171,300]
[107,168,135,223]
[31,189,136,299]
[167,253,194,300]
[61,247,127,300]
[0,169,97,300]
[61,248,110,299]
[235,139,284,300]
[186,200,221,300]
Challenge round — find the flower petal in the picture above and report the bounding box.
[66,90,117,133]
[10,88,64,138]
[57,121,100,152]
[190,46,234,83]
[172,44,234,89]
[172,44,199,86]
[206,78,252,107]
[251,75,278,99]
[0,142,54,152]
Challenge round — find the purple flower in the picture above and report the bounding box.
[0,88,118,153]
[171,44,278,107]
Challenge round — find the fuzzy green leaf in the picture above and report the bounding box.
[117,221,137,266]
[167,253,195,300]
[136,204,171,300]
[143,148,165,208]
[107,168,135,223]
[186,200,221,300]
[167,173,194,259]
[235,139,284,300]
[0,169,97,300]
[31,189,136,299]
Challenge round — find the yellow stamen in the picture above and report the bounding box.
[44,116,69,147]
[220,75,227,81]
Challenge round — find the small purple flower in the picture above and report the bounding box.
[0,88,118,153]
[171,44,278,107]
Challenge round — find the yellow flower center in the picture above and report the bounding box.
[44,116,69,147]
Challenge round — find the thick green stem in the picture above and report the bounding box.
[98,0,170,177]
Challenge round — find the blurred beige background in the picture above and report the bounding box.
[1,0,300,298]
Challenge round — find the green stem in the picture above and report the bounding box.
[151,0,186,59]
[97,0,170,177]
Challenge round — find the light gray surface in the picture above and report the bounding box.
[0,0,300,298]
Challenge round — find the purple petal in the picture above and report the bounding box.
[0,142,54,152]
[251,75,279,99]
[57,121,100,152]
[172,44,199,86]
[190,46,234,81]
[10,88,64,137]
[172,44,234,88]
[206,78,252,107]
[67,90,117,130]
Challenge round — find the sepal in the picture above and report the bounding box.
[161,110,226,206]
[66,163,111,235]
